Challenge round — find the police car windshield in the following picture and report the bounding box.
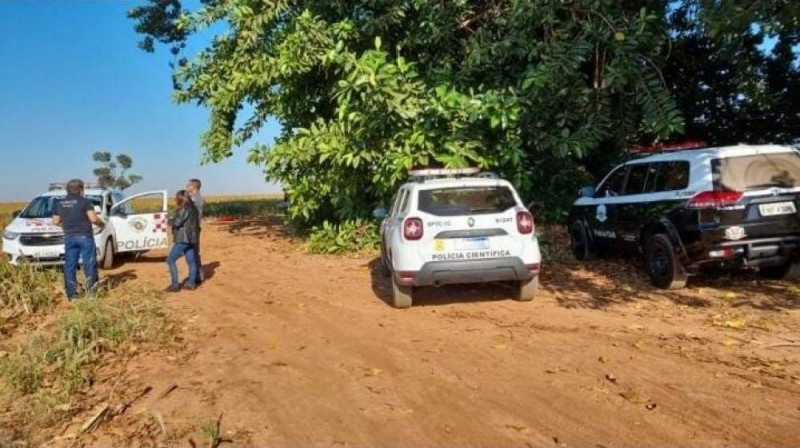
[418,187,516,216]
[713,152,800,192]
[19,195,104,219]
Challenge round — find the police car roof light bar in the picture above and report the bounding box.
[48,182,106,191]
[630,139,708,155]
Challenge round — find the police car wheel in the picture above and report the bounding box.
[514,276,539,301]
[99,239,115,270]
[760,261,800,281]
[569,220,592,260]
[391,277,412,309]
[645,234,687,290]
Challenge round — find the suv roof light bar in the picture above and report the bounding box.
[629,140,708,155]
[408,167,500,182]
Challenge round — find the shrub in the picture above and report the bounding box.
[307,219,380,254]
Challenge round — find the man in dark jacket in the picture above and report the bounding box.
[166,190,200,292]
[52,179,105,300]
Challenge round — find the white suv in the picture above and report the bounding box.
[376,168,542,308]
[2,184,169,269]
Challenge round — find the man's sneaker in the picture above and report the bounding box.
[165,285,181,293]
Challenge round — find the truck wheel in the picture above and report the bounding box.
[99,239,115,270]
[760,261,800,281]
[569,220,592,260]
[391,276,412,309]
[514,276,539,301]
[645,233,687,289]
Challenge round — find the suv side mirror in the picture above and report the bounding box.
[579,186,596,198]
[372,207,388,219]
[11,210,21,218]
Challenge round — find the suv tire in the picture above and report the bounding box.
[99,239,115,271]
[569,220,593,260]
[514,276,539,301]
[760,261,800,281]
[379,248,391,278]
[391,276,413,309]
[645,233,687,289]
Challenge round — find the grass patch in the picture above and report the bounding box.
[0,257,61,319]
[0,284,171,436]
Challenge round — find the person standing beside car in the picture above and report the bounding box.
[52,179,105,300]
[166,190,200,292]
[186,178,205,283]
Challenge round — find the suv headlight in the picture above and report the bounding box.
[2,230,19,240]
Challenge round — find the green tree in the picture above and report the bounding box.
[129,0,685,225]
[92,151,143,190]
[663,2,800,146]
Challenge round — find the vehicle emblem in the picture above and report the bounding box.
[596,204,608,223]
[724,226,746,241]
[129,217,148,233]
[467,217,475,228]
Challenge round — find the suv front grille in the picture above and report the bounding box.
[19,234,65,246]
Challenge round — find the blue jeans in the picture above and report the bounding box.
[167,243,198,288]
[64,235,98,299]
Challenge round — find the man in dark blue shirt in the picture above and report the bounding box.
[53,179,105,300]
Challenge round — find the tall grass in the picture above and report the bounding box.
[0,257,60,317]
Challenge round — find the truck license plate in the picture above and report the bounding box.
[759,201,796,217]
[455,237,489,251]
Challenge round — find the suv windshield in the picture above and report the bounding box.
[19,195,103,219]
[418,186,517,216]
[713,152,800,191]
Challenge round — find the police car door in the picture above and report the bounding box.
[588,164,628,248]
[108,191,169,253]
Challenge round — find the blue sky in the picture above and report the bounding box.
[0,0,280,201]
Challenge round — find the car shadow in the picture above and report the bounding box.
[540,224,800,311]
[368,257,514,308]
[100,269,138,288]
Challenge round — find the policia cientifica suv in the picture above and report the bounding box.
[568,143,800,289]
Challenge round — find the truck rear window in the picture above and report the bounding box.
[418,187,517,216]
[712,152,800,191]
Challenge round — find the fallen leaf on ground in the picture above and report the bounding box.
[620,389,650,404]
[605,373,617,383]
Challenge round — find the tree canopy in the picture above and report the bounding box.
[129,0,799,224]
[93,151,143,190]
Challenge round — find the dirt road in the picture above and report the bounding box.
[90,219,800,447]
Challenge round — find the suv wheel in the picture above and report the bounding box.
[391,276,412,309]
[760,261,800,281]
[379,247,391,278]
[514,276,539,301]
[99,239,115,271]
[569,220,592,260]
[645,234,687,289]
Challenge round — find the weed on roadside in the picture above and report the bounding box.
[0,257,60,318]
[0,284,171,438]
[308,219,380,254]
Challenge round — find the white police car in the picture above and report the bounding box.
[2,183,169,269]
[376,168,541,308]
[569,142,800,289]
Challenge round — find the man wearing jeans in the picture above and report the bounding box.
[186,178,205,283]
[52,179,105,300]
